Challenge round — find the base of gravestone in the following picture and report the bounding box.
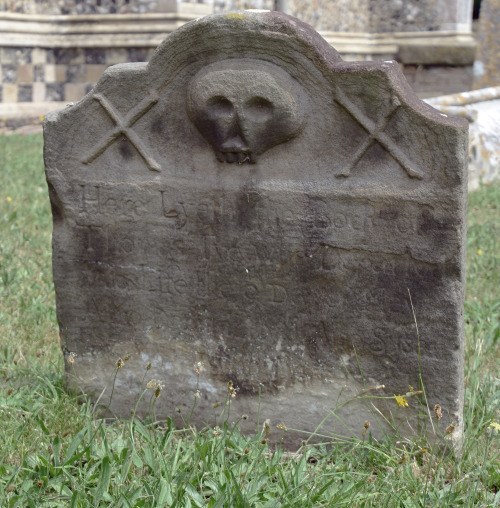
[64,334,460,450]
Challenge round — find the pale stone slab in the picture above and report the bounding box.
[426,87,500,189]
[44,11,468,447]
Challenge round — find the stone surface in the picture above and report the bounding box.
[44,11,468,447]
[402,64,474,98]
[425,87,500,189]
[0,0,212,15]
[287,0,472,32]
[397,40,476,66]
[214,1,274,13]
[473,0,500,88]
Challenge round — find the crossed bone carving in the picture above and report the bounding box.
[335,87,423,180]
[82,91,161,172]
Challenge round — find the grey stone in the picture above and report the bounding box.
[286,0,471,33]
[397,42,476,66]
[474,0,500,89]
[44,11,468,447]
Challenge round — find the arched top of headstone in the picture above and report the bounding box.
[147,10,343,87]
[45,10,468,197]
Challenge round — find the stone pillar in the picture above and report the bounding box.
[213,0,273,12]
[474,0,500,88]
[288,0,473,33]
[274,0,289,13]
[439,0,474,30]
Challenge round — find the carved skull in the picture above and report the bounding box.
[187,59,307,164]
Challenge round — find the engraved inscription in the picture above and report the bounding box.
[72,183,456,265]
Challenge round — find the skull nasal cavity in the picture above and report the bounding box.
[207,96,234,118]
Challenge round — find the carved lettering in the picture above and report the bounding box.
[365,331,386,356]
[77,224,108,258]
[159,191,187,228]
[79,184,101,215]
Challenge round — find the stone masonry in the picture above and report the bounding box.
[474,0,500,88]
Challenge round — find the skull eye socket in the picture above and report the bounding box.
[206,96,234,118]
[245,97,273,122]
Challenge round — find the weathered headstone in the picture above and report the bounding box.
[44,11,468,446]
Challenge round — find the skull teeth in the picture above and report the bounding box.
[216,151,255,164]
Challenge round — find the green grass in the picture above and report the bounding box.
[0,133,499,507]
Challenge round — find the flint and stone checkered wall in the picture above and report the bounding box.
[0,47,156,103]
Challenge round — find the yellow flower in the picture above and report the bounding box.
[477,249,483,255]
[6,196,12,202]
[490,422,500,431]
[394,394,409,408]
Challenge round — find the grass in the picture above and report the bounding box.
[0,133,499,506]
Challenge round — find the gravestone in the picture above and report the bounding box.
[44,10,468,446]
